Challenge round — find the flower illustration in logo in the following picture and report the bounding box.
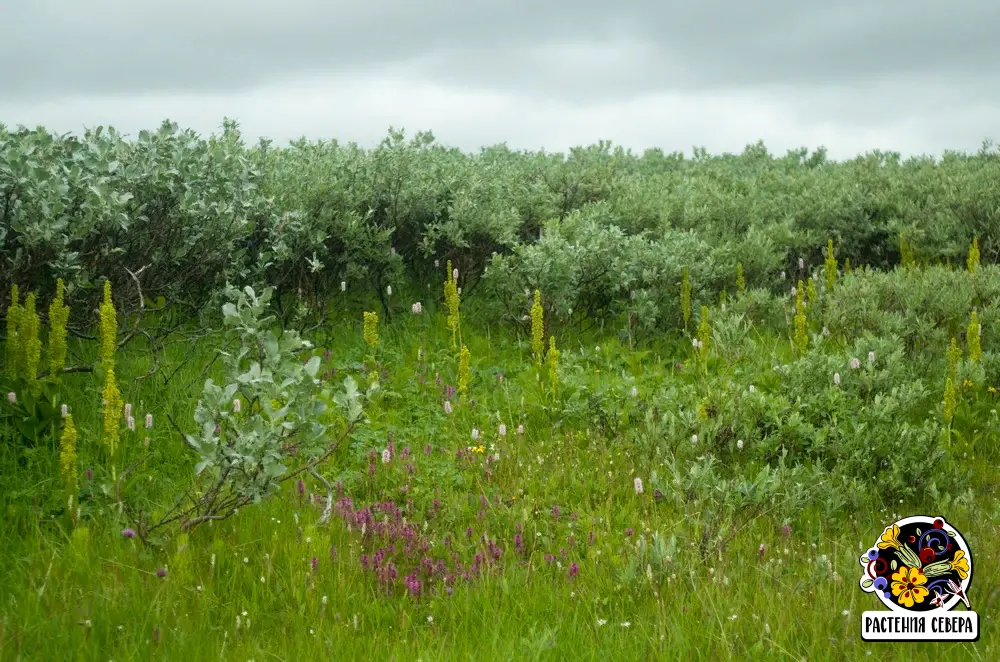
[859,516,973,612]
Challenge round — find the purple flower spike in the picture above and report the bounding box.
[156,568,166,577]
[122,528,136,539]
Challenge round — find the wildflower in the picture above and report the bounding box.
[625,528,634,537]
[834,372,841,385]
[569,563,579,578]
[124,402,132,419]
[799,257,805,270]
[691,434,698,445]
[233,398,241,413]
[530,290,545,362]
[736,439,744,450]
[597,618,607,626]
[748,384,755,393]
[850,358,860,369]
[411,302,423,314]
[127,416,135,431]
[517,424,524,435]
[61,404,69,418]
[340,281,346,292]
[472,428,480,441]
[780,270,786,280]
[434,260,440,268]
[868,351,875,363]
[122,528,136,539]
[791,286,796,297]
[620,621,631,628]
[311,557,319,573]
[499,423,507,437]
[156,568,166,578]
[386,285,392,296]
[382,448,391,464]
[363,311,378,349]
[444,400,452,414]
[453,268,459,281]
[7,392,14,404]
[145,413,153,429]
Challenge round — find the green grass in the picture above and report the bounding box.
[0,288,997,661]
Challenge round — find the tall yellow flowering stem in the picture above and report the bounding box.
[967,237,980,273]
[793,281,808,355]
[458,345,471,401]
[363,311,378,378]
[60,413,78,508]
[680,266,692,331]
[696,306,711,366]
[530,290,544,364]
[48,278,70,381]
[968,311,981,362]
[98,280,117,369]
[21,292,41,394]
[444,261,461,348]
[102,366,123,461]
[824,239,837,293]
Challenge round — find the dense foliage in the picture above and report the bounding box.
[1,120,998,660]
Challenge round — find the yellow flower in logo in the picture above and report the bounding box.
[891,566,929,608]
[877,524,902,550]
[949,550,970,580]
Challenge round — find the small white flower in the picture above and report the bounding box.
[517,424,525,435]
[321,595,328,605]
[799,258,805,269]
[382,448,391,463]
[630,386,638,398]
[145,413,153,428]
[736,439,744,450]
[427,615,433,624]
[340,281,346,292]
[444,400,452,414]
[834,372,841,386]
[620,621,631,628]
[634,477,644,494]
[434,260,440,268]
[233,398,241,413]
[61,404,69,418]
[730,614,738,621]
[850,358,860,369]
[780,271,786,280]
[791,286,797,297]
[842,609,850,616]
[124,403,132,419]
[453,268,459,280]
[457,287,462,295]
[127,416,135,431]
[499,424,507,437]
[243,557,249,564]
[691,434,698,445]
[260,576,265,583]
[597,618,607,626]
[7,392,15,404]
[748,385,756,393]
[868,351,875,363]
[386,285,392,296]
[471,428,480,441]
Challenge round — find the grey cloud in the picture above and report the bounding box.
[3,1,999,102]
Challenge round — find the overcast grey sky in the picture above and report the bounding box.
[1,1,997,158]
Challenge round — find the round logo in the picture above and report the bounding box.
[859,515,972,612]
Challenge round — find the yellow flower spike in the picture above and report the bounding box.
[363,311,378,349]
[48,278,70,381]
[877,524,902,549]
[530,290,544,363]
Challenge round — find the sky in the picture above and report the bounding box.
[1,0,998,160]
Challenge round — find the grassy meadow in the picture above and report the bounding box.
[0,123,998,660]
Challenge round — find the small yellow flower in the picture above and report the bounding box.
[877,524,902,550]
[962,379,974,389]
[949,550,970,580]
[891,566,929,608]
[988,386,997,394]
